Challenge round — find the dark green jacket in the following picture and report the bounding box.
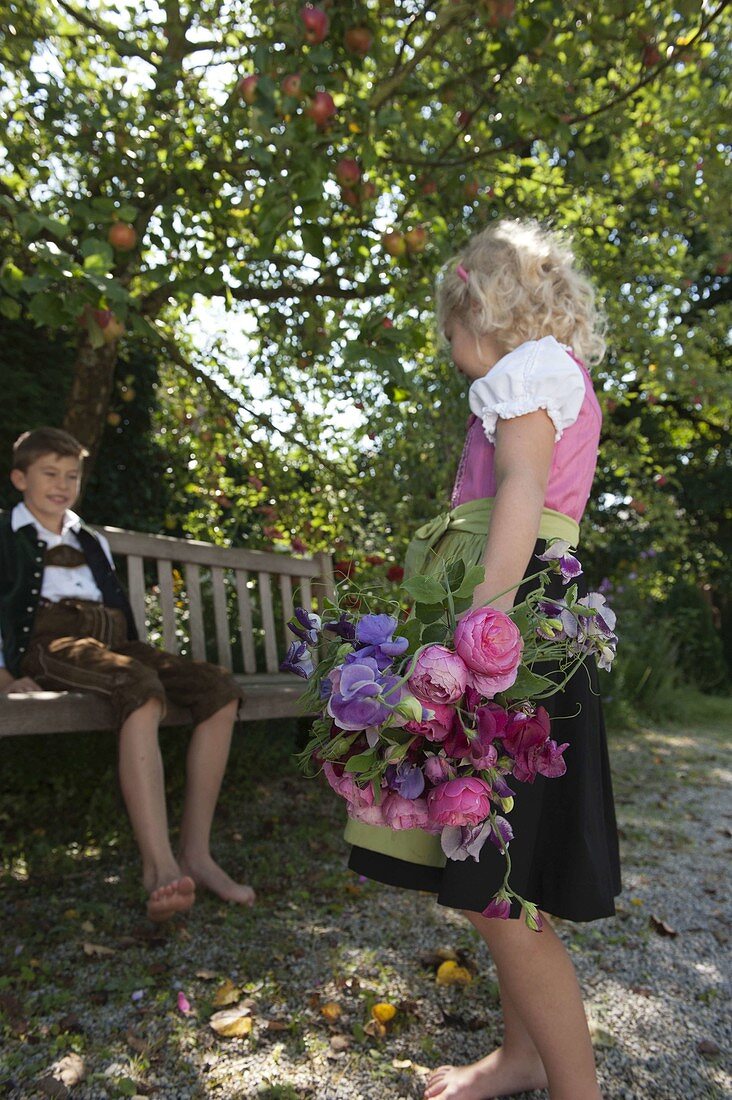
[0,510,138,678]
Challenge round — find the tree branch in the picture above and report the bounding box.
[368,2,468,112]
[153,328,349,478]
[55,0,156,61]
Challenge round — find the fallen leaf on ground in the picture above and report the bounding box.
[213,979,241,1006]
[364,1018,387,1039]
[649,914,678,937]
[697,1038,721,1056]
[195,969,218,980]
[57,1014,84,1034]
[126,1030,149,1055]
[209,1006,253,1038]
[330,1034,350,1051]
[371,1003,397,1023]
[82,942,116,958]
[436,960,472,986]
[80,920,95,934]
[321,1001,342,1021]
[589,1023,616,1048]
[265,1019,289,1031]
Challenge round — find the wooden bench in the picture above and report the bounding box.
[0,525,335,736]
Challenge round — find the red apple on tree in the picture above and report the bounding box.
[382,231,406,257]
[107,222,137,251]
[641,42,662,67]
[336,157,361,185]
[340,187,360,208]
[404,226,428,253]
[344,26,373,57]
[281,73,302,98]
[306,90,336,127]
[93,309,125,344]
[464,179,480,200]
[300,5,329,45]
[238,75,259,104]
[654,474,668,487]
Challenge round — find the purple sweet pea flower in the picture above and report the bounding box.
[488,814,514,850]
[288,607,322,645]
[324,612,357,642]
[482,893,512,919]
[385,760,426,800]
[538,539,583,584]
[280,640,314,679]
[353,613,409,668]
[440,821,492,862]
[491,774,515,801]
[423,754,454,784]
[327,657,394,731]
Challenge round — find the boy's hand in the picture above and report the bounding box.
[0,676,43,694]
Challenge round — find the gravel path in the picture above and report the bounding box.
[1,708,730,1099]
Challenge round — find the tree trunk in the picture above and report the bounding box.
[63,335,119,493]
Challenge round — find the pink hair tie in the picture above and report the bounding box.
[456,263,469,284]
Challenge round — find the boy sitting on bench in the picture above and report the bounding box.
[0,428,255,921]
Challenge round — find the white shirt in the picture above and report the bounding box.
[0,503,114,669]
[468,335,586,444]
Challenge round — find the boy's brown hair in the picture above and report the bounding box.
[12,428,89,472]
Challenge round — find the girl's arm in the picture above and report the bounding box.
[470,410,556,613]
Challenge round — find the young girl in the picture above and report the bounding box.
[348,219,621,1099]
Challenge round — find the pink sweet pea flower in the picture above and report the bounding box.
[427,777,492,828]
[409,645,470,705]
[454,608,523,698]
[382,792,430,830]
[502,707,551,757]
[482,894,511,919]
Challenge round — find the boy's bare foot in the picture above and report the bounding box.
[178,855,256,907]
[146,875,196,922]
[424,1048,548,1100]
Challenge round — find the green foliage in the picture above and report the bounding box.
[0,0,729,651]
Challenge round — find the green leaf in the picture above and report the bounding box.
[502,667,555,701]
[446,559,465,590]
[421,622,448,644]
[453,565,486,599]
[0,260,24,293]
[414,602,445,624]
[0,297,21,319]
[401,575,446,604]
[81,239,113,274]
[27,292,66,327]
[344,751,376,774]
[394,617,423,652]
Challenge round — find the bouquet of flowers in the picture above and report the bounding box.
[281,540,617,929]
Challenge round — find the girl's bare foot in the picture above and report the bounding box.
[179,854,255,906]
[147,875,196,922]
[424,1047,548,1100]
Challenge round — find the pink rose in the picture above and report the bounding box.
[427,777,492,828]
[454,607,523,698]
[409,645,470,705]
[404,701,455,742]
[382,792,430,830]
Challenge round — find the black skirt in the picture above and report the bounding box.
[348,541,622,922]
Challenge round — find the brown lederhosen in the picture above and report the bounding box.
[22,599,243,728]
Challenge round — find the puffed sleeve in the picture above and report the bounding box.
[468,336,586,444]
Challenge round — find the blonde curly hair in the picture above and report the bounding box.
[436,219,607,366]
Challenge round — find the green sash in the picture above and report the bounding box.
[345,498,581,869]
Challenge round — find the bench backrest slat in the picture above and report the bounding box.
[210,565,232,671]
[183,563,206,661]
[257,570,279,673]
[279,573,294,645]
[157,559,178,654]
[127,555,148,642]
[234,570,257,674]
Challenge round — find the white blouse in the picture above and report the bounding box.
[468,336,586,444]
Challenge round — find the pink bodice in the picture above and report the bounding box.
[451,357,602,523]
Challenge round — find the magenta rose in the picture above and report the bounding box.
[408,645,470,705]
[382,792,430,830]
[454,608,523,698]
[404,700,455,742]
[427,776,492,828]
